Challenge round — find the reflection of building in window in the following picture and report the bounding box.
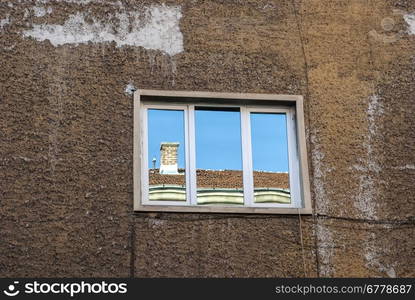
[149,142,290,204]
[159,142,180,175]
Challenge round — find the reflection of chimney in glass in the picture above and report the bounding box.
[159,142,179,174]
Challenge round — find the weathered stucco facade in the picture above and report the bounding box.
[0,0,414,277]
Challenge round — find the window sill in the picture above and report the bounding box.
[134,204,312,215]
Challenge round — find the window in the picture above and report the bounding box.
[134,90,311,214]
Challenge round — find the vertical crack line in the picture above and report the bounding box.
[290,0,320,277]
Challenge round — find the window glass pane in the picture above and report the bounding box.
[147,109,186,202]
[195,107,243,205]
[250,112,291,204]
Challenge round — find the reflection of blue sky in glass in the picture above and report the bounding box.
[251,113,289,172]
[147,109,289,172]
[195,109,242,170]
[147,109,185,169]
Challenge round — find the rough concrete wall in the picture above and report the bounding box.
[0,0,413,277]
[298,0,415,277]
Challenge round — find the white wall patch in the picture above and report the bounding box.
[404,13,415,35]
[36,0,93,4]
[22,5,184,56]
[33,6,52,17]
[353,95,384,220]
[124,83,137,95]
[316,222,335,277]
[0,15,10,30]
[393,164,415,170]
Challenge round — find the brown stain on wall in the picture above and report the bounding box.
[0,0,414,277]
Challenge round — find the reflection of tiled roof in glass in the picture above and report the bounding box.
[149,169,289,189]
[149,169,291,204]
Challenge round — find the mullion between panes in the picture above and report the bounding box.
[184,106,191,206]
[241,106,254,207]
[187,105,197,206]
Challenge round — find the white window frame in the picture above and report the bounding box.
[134,90,312,214]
